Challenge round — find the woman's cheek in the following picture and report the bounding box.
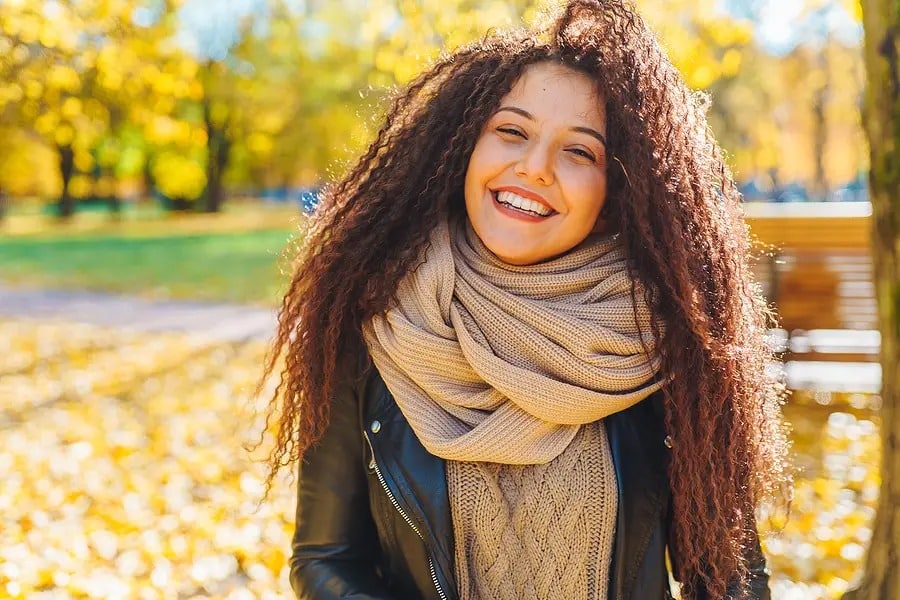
[472,138,504,170]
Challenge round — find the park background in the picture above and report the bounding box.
[0,0,884,599]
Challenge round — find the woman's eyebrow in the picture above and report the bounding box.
[571,126,608,149]
[495,105,608,149]
[496,105,534,120]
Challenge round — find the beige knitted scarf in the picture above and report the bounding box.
[362,216,663,465]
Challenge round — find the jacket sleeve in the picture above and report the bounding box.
[289,355,394,600]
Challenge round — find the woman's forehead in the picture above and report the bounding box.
[499,62,606,126]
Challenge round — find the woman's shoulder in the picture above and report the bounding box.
[605,389,668,440]
[333,340,375,390]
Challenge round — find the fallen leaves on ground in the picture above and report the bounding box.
[0,319,880,599]
[765,393,880,600]
[1,318,293,599]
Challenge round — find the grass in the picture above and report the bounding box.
[1,201,301,239]
[0,205,300,305]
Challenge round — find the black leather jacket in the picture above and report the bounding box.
[290,355,771,599]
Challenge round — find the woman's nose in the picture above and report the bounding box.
[514,143,554,186]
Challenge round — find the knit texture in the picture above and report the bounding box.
[448,421,617,600]
[362,216,663,464]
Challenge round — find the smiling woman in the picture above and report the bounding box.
[464,62,609,266]
[259,1,791,599]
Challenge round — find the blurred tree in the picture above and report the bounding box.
[0,2,82,217]
[232,0,548,192]
[196,58,233,213]
[640,0,754,90]
[172,0,325,211]
[842,0,900,597]
[231,1,376,189]
[3,0,864,215]
[0,0,177,218]
[703,2,865,193]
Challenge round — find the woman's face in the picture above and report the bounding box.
[464,61,608,266]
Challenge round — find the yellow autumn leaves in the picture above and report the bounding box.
[0,318,880,598]
[1,319,294,599]
[766,401,880,598]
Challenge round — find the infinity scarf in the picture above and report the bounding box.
[362,217,663,465]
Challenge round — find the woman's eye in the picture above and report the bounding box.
[496,127,526,138]
[567,147,596,162]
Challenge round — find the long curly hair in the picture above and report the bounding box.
[260,0,790,597]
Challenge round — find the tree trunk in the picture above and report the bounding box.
[143,151,158,203]
[811,44,830,201]
[57,144,76,219]
[842,2,900,598]
[200,98,230,213]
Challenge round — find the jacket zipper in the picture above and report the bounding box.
[365,431,448,600]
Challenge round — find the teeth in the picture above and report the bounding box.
[496,191,553,216]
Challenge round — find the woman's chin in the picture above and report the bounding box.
[479,237,548,266]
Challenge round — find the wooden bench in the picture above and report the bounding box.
[743,202,881,392]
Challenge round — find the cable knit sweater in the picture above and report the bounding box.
[448,420,618,600]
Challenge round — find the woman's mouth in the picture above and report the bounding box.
[492,190,557,219]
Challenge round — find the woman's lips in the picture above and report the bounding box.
[493,185,554,210]
[491,191,553,222]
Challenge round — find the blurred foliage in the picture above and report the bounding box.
[0,0,866,211]
[0,319,880,598]
[707,38,865,193]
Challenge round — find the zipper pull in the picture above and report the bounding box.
[364,430,377,471]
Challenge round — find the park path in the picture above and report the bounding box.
[0,285,881,392]
[0,285,277,342]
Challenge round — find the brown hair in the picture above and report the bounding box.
[260,0,790,596]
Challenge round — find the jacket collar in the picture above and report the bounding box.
[365,369,671,600]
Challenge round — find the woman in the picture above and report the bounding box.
[261,1,791,598]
